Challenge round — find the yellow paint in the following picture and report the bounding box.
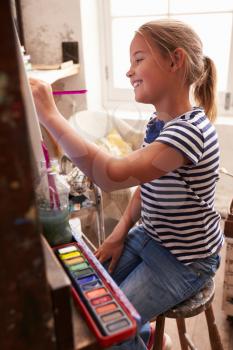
[60,251,81,260]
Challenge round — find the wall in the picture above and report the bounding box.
[21,0,87,116]
[215,119,233,217]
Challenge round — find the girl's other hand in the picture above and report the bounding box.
[94,233,125,274]
[29,78,59,126]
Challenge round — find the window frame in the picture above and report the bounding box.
[99,0,233,114]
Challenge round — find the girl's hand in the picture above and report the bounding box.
[94,233,125,274]
[29,78,60,126]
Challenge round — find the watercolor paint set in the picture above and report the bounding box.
[54,240,141,347]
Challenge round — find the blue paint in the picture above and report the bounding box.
[80,279,103,291]
[78,274,98,285]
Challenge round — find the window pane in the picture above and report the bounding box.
[110,11,232,91]
[171,13,232,91]
[110,0,167,17]
[112,16,163,88]
[170,0,233,13]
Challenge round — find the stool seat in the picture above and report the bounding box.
[164,278,215,318]
[152,278,224,350]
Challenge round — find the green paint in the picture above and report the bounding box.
[72,268,93,277]
[70,262,89,271]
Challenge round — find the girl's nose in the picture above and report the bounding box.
[126,66,133,78]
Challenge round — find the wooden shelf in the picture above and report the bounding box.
[27,63,80,84]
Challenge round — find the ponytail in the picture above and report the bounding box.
[193,56,217,122]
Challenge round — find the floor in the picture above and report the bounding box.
[164,242,233,350]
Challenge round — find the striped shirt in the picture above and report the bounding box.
[141,107,224,264]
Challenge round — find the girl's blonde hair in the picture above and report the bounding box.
[138,19,217,121]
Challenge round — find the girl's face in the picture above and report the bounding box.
[126,33,173,107]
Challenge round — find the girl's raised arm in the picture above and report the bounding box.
[30,79,187,192]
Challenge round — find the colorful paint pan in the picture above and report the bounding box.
[81,279,103,291]
[85,287,107,299]
[91,294,112,306]
[107,319,130,333]
[69,262,89,271]
[58,245,79,254]
[100,310,124,323]
[60,251,81,260]
[72,267,93,277]
[78,274,99,285]
[64,256,85,265]
[77,274,103,290]
[95,302,118,315]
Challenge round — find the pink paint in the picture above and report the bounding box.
[52,89,87,96]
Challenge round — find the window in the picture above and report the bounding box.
[100,0,233,114]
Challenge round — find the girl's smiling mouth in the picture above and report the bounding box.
[132,80,143,88]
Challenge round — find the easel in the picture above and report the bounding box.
[0,2,101,349]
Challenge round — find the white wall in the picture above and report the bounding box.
[215,120,233,217]
[21,0,87,116]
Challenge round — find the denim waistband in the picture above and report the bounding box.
[188,252,221,278]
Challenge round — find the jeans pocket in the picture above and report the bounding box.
[188,254,221,278]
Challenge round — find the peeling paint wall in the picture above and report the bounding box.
[21,0,81,64]
[21,0,87,116]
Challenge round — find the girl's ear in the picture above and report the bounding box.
[170,48,186,71]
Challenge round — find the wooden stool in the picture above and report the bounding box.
[151,279,224,350]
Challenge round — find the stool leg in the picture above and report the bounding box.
[154,315,165,350]
[176,318,189,350]
[205,305,224,350]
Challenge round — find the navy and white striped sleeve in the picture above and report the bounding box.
[156,121,204,165]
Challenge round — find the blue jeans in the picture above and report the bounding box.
[105,225,221,350]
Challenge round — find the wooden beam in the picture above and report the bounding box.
[0,2,55,349]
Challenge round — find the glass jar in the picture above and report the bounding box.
[35,159,73,246]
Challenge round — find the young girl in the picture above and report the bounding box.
[30,19,223,350]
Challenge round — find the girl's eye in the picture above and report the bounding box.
[136,58,143,63]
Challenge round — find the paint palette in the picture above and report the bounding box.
[54,241,141,347]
